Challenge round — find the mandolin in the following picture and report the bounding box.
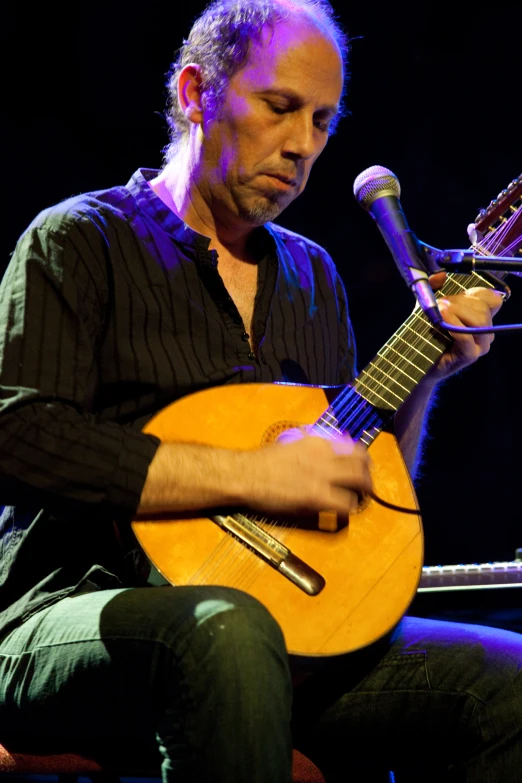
[132,174,522,658]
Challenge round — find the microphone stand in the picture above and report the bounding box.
[419,243,522,275]
[432,249,522,274]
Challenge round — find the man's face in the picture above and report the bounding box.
[197,17,344,226]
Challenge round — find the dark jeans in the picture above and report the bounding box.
[0,585,520,782]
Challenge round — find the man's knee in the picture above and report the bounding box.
[181,586,288,665]
[99,585,288,668]
[156,586,292,711]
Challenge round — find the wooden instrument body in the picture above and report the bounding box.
[132,382,423,657]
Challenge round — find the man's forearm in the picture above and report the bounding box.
[137,432,373,519]
[393,377,439,480]
[136,442,249,515]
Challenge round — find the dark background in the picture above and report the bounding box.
[3,1,521,568]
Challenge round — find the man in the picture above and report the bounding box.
[0,1,520,781]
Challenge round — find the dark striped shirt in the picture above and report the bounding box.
[0,167,356,635]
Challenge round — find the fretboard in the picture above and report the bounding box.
[315,270,498,446]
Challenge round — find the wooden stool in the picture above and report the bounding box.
[0,743,326,782]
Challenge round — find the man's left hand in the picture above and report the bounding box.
[427,273,504,381]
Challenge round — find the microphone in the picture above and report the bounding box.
[353,165,442,325]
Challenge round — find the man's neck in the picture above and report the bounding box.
[149,157,254,262]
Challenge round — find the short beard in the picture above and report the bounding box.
[236,192,288,225]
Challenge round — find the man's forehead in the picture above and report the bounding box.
[245,16,343,81]
[259,14,335,54]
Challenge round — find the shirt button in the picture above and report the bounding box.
[241,332,250,341]
[247,351,256,360]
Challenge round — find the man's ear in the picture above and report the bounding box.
[177,64,204,125]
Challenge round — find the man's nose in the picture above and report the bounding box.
[282,114,317,160]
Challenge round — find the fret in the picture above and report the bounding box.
[325,388,389,445]
[402,322,445,350]
[388,334,432,363]
[353,377,400,410]
[365,361,411,395]
[359,425,384,447]
[404,321,446,348]
[374,351,419,385]
[443,278,467,293]
[399,315,450,352]
[313,420,343,439]
[378,346,425,378]
[358,364,410,404]
[320,411,340,427]
[351,413,389,446]
[316,409,350,437]
[401,312,447,341]
[357,378,404,408]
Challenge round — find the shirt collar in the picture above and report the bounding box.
[125,167,211,252]
[125,167,277,260]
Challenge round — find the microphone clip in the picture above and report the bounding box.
[431,248,522,275]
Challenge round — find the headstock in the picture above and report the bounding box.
[467,174,522,261]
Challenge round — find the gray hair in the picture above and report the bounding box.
[163,0,350,162]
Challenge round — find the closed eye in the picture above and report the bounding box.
[268,102,292,115]
[268,102,332,131]
[314,117,330,133]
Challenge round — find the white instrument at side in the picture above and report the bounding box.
[419,551,522,592]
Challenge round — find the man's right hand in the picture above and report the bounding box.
[245,427,372,516]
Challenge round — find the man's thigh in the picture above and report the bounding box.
[0,584,277,748]
[293,616,522,779]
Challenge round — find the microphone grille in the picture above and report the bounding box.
[353,165,401,210]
